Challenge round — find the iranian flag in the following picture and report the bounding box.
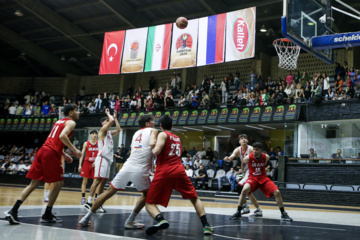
[144,23,172,72]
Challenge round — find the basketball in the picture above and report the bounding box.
[176,16,188,29]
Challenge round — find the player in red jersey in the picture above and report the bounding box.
[145,115,214,236]
[5,104,82,224]
[78,130,101,205]
[226,142,292,221]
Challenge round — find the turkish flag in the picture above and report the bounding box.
[99,31,125,74]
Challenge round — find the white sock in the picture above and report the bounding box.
[44,190,49,198]
[243,203,248,208]
[127,211,138,222]
[88,196,93,204]
[85,211,94,219]
[256,207,262,211]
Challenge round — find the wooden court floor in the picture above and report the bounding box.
[1,184,359,240]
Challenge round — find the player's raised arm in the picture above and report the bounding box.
[149,129,159,149]
[99,109,114,139]
[59,120,81,158]
[111,111,121,136]
[265,154,270,164]
[241,156,250,173]
[224,147,240,162]
[78,141,87,172]
[152,132,167,156]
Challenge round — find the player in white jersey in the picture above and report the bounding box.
[224,134,263,218]
[79,114,158,229]
[84,109,120,213]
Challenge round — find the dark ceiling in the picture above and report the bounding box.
[0,0,358,77]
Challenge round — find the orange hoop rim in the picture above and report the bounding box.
[273,38,301,49]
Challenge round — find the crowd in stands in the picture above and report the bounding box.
[0,144,38,174]
[1,62,360,118]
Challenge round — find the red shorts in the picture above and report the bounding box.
[26,146,63,183]
[146,170,197,207]
[80,160,95,179]
[246,175,278,198]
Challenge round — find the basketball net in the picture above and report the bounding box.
[273,38,301,70]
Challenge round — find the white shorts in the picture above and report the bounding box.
[94,155,111,179]
[239,170,250,186]
[110,165,151,192]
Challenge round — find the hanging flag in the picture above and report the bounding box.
[170,19,199,69]
[121,27,148,73]
[225,7,256,62]
[99,31,125,75]
[144,23,172,72]
[197,13,226,66]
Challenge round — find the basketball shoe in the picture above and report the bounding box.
[40,213,63,223]
[84,202,92,212]
[96,205,106,213]
[80,197,86,205]
[241,206,250,214]
[124,220,145,229]
[229,211,241,220]
[250,209,263,217]
[5,210,20,224]
[281,211,293,221]
[203,225,214,235]
[145,220,169,235]
[79,214,91,227]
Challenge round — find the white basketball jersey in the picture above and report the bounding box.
[238,145,253,171]
[97,131,114,162]
[123,127,153,173]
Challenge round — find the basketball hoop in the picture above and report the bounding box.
[273,38,301,70]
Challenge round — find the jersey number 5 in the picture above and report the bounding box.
[169,143,181,156]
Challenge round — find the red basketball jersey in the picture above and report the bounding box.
[85,140,98,162]
[248,152,267,177]
[43,117,74,155]
[156,131,183,174]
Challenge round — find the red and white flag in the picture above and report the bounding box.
[99,31,125,75]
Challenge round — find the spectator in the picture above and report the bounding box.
[249,68,257,89]
[94,94,102,112]
[109,96,116,113]
[194,165,208,189]
[188,146,197,158]
[309,148,318,163]
[183,157,193,169]
[165,94,175,109]
[217,167,235,191]
[332,149,345,164]
[196,147,206,159]
[222,160,232,172]
[16,104,23,116]
[204,147,214,160]
[345,86,355,99]
[130,95,137,111]
[176,74,182,90]
[191,92,198,108]
[185,165,193,177]
[335,75,344,93]
[193,156,202,170]
[322,72,330,96]
[234,72,240,91]
[87,102,95,113]
[181,147,189,158]
[208,157,220,172]
[40,101,49,116]
[138,93,147,111]
[220,77,228,103]
[276,146,284,156]
[178,94,186,107]
[285,71,294,85]
[115,96,121,113]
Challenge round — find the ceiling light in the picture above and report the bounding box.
[87,53,92,57]
[307,22,315,26]
[260,25,267,32]
[217,126,236,131]
[60,55,66,61]
[14,9,24,17]
[183,126,203,131]
[245,125,263,130]
[258,125,276,130]
[202,126,221,131]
